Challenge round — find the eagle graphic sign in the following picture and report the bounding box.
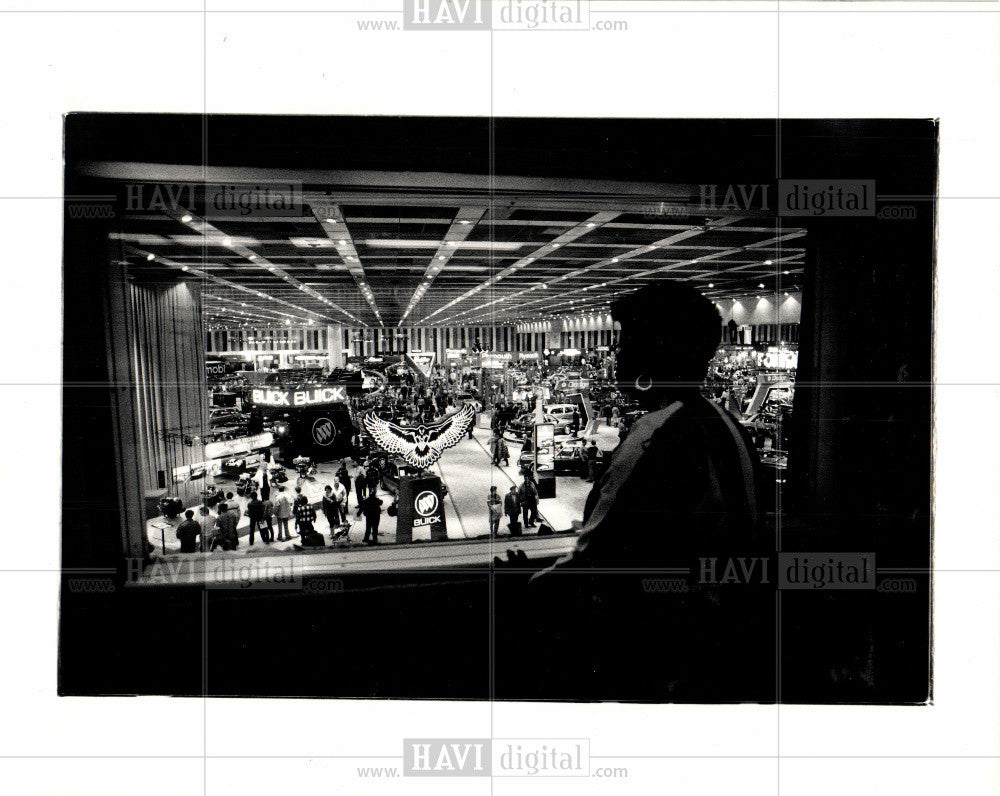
[362,403,475,469]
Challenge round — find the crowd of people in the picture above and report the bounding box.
[172,350,635,554]
[171,453,395,553]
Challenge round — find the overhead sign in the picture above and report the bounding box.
[204,432,274,461]
[480,353,511,369]
[406,351,437,379]
[762,349,798,370]
[251,385,347,408]
[206,361,227,378]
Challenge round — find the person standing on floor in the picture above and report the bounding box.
[354,470,367,508]
[519,477,539,528]
[212,502,239,551]
[358,492,384,545]
[262,493,275,543]
[332,478,348,524]
[336,463,352,512]
[292,487,305,535]
[504,485,522,536]
[487,485,503,537]
[322,485,340,532]
[293,495,318,543]
[246,491,266,545]
[259,465,271,502]
[585,440,600,483]
[274,489,292,542]
[498,434,510,467]
[366,461,380,496]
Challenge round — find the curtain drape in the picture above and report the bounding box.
[128,281,209,506]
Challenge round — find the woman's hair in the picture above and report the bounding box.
[613,281,722,388]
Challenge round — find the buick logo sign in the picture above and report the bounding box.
[311,418,336,446]
[414,490,439,517]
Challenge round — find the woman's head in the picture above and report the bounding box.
[612,281,721,406]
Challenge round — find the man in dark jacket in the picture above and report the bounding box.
[321,485,339,532]
[336,463,352,511]
[354,470,367,506]
[212,502,239,551]
[175,510,201,553]
[245,492,266,545]
[358,493,384,545]
[503,486,521,535]
[518,478,539,528]
[584,440,600,482]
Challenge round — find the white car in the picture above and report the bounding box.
[544,404,580,427]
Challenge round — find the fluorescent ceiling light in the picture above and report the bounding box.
[363,239,525,251]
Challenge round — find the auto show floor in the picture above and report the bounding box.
[143,424,621,576]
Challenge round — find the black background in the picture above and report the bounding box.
[61,116,934,703]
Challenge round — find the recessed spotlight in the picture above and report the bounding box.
[708,283,714,288]
[181,214,193,223]
[181,266,189,272]
[586,222,597,228]
[764,260,773,265]
[783,270,790,275]
[325,218,336,224]
[338,239,347,245]
[222,238,233,247]
[459,220,471,225]
[611,258,619,263]
[758,283,765,289]
[551,243,560,249]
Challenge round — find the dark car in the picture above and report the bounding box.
[503,412,573,442]
[377,455,449,498]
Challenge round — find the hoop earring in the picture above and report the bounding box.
[634,375,653,392]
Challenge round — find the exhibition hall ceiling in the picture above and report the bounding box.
[89,164,807,328]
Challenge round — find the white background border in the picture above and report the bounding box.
[0,1,997,794]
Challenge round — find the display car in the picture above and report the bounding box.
[543,403,579,427]
[370,453,449,498]
[503,412,574,441]
[235,472,256,496]
[519,436,590,475]
[452,391,483,411]
[200,486,225,507]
